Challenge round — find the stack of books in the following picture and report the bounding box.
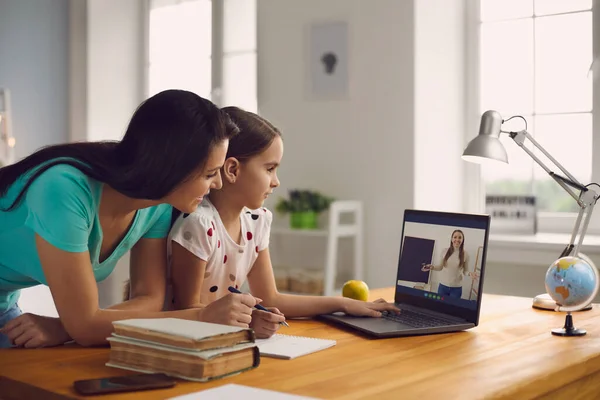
[106,318,260,382]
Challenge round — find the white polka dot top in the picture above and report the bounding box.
[168,197,272,306]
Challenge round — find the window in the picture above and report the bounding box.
[148,0,212,98]
[221,0,257,112]
[147,0,257,112]
[478,0,593,215]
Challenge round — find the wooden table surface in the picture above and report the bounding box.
[2,288,600,400]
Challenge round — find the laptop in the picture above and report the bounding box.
[319,209,491,338]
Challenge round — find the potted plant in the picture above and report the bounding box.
[275,190,334,229]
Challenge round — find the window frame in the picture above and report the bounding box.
[143,0,257,110]
[465,0,600,235]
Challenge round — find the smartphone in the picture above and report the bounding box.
[73,373,176,396]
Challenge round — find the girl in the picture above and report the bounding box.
[169,107,399,338]
[0,90,258,348]
[421,230,478,298]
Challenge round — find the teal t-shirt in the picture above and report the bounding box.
[0,163,172,312]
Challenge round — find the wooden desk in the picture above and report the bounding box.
[2,288,600,400]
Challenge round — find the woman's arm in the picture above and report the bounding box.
[430,263,444,271]
[247,249,399,318]
[170,241,207,310]
[109,238,167,311]
[26,235,203,346]
[422,262,443,271]
[1,237,258,347]
[30,237,175,345]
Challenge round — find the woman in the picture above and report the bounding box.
[0,90,258,348]
[421,230,478,299]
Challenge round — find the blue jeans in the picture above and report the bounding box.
[0,304,23,348]
[438,283,462,299]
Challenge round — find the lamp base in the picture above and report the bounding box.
[532,293,592,311]
[551,313,586,337]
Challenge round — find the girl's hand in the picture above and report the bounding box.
[250,307,286,339]
[421,263,433,271]
[198,293,257,328]
[342,298,401,318]
[0,313,71,348]
[468,272,480,280]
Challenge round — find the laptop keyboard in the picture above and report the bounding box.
[382,309,453,328]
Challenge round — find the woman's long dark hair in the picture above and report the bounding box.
[442,229,466,270]
[0,90,238,211]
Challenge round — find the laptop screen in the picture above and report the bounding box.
[395,209,490,324]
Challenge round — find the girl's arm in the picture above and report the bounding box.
[109,238,167,311]
[247,249,400,318]
[170,240,258,327]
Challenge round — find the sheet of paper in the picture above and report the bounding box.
[168,383,321,399]
[255,334,336,360]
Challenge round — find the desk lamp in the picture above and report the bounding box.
[463,110,600,336]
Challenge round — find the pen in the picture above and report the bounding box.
[227,286,290,327]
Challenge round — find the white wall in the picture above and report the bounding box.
[414,0,466,212]
[0,0,69,317]
[258,0,416,289]
[18,0,146,315]
[0,0,69,159]
[86,0,146,142]
[70,0,145,143]
[83,0,146,307]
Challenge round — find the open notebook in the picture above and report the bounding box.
[255,334,336,360]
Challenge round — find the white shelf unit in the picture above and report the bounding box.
[271,200,364,296]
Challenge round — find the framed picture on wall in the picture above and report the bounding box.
[307,21,349,100]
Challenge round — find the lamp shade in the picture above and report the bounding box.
[462,110,508,164]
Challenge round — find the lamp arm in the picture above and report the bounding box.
[507,130,599,258]
[508,130,584,206]
[512,130,583,187]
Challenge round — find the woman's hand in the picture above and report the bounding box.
[198,293,258,328]
[468,272,480,280]
[0,313,71,348]
[342,298,401,317]
[250,307,286,339]
[421,263,433,271]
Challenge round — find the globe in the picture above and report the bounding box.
[545,256,599,311]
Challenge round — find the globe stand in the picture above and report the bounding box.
[552,312,586,337]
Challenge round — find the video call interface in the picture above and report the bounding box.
[395,213,488,310]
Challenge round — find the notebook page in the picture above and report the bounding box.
[255,334,336,360]
[168,383,321,399]
[112,318,249,340]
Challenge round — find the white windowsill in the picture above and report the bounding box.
[490,233,600,253]
[487,233,600,266]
